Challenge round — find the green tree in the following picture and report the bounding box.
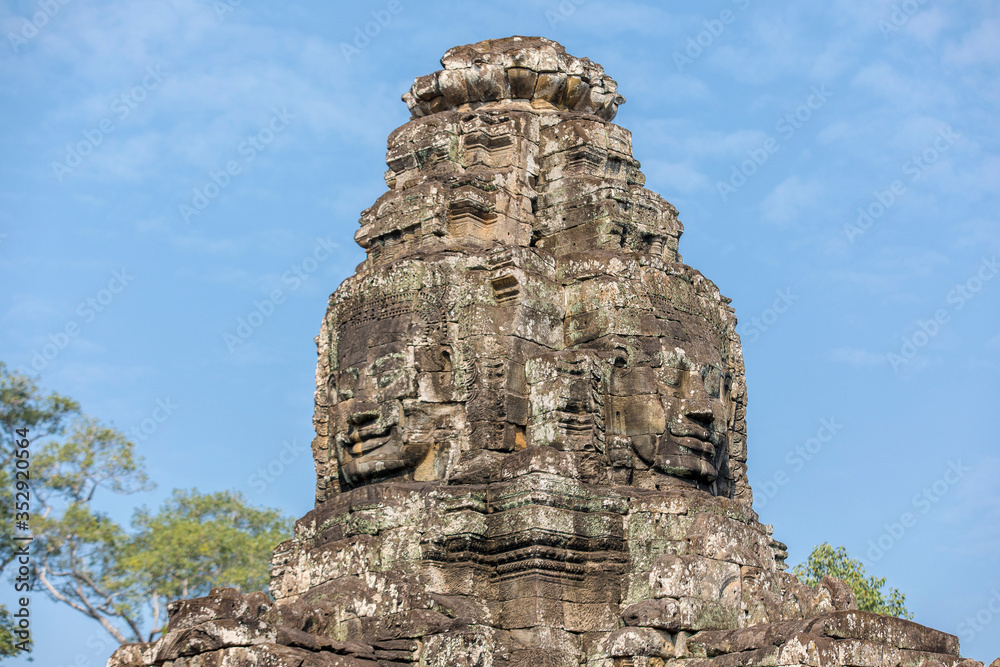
[34,485,290,643]
[121,489,291,635]
[1,363,294,651]
[0,608,14,658]
[26,399,154,645]
[793,543,912,619]
[0,361,80,573]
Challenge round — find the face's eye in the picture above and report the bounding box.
[702,365,722,399]
[371,352,407,388]
[337,367,359,401]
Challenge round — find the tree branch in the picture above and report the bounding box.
[37,564,130,645]
[148,590,161,643]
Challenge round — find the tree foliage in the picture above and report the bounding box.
[0,607,15,659]
[34,499,139,643]
[0,363,294,653]
[122,489,291,635]
[34,417,151,503]
[793,543,912,619]
[0,361,80,576]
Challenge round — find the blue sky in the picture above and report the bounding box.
[1,0,998,664]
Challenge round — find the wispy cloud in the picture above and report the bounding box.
[828,346,886,367]
[760,175,826,226]
[945,17,1000,66]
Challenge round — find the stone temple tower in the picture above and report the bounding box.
[109,36,989,667]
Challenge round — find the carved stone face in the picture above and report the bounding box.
[580,292,735,490]
[329,301,457,489]
[649,334,732,485]
[323,256,739,495]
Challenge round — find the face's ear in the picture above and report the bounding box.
[413,347,457,404]
[328,366,359,404]
[414,345,453,372]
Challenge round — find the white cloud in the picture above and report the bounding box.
[1,296,66,324]
[560,2,679,38]
[952,218,1000,254]
[945,17,1000,66]
[907,7,949,45]
[162,227,299,258]
[938,457,1000,556]
[632,119,777,172]
[623,69,712,104]
[809,35,861,80]
[830,0,903,27]
[814,120,858,146]
[56,361,149,390]
[828,346,886,367]
[760,175,825,226]
[643,159,709,194]
[850,62,956,110]
[824,247,951,301]
[15,1,381,189]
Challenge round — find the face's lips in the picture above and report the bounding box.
[338,419,396,458]
[670,422,711,440]
[349,433,391,456]
[672,436,715,457]
[668,422,720,457]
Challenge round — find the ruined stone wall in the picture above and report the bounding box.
[107,36,989,667]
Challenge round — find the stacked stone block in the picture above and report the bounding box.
[108,36,990,667]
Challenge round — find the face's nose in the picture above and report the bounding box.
[347,404,379,428]
[680,371,715,429]
[683,402,714,428]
